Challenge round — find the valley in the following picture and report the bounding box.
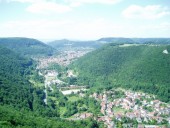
[1,0,170,127]
[36,65,170,128]
[34,44,170,128]
[0,37,170,128]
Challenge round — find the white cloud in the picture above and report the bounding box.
[1,19,170,39]
[26,1,71,14]
[122,5,170,19]
[68,0,121,4]
[10,0,32,2]
[66,0,122,7]
[7,0,122,4]
[4,0,122,14]
[6,0,42,3]
[0,19,123,39]
[0,19,71,38]
[4,0,71,14]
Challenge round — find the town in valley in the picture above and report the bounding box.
[34,49,170,128]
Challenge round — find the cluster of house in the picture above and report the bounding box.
[91,89,170,128]
[91,92,116,128]
[36,50,90,68]
[44,70,64,86]
[71,112,93,120]
[113,92,170,124]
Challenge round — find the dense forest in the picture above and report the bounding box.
[71,44,170,102]
[0,46,34,109]
[0,105,99,128]
[0,37,55,56]
[0,45,53,114]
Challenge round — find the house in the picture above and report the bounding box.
[144,125,160,128]
[123,123,133,128]
[138,124,145,128]
[136,117,142,123]
[108,122,114,128]
[143,117,149,123]
[79,113,93,119]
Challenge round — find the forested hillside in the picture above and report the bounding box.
[0,105,98,128]
[0,37,55,56]
[0,46,34,109]
[0,46,50,113]
[71,44,170,102]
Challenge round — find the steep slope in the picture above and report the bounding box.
[0,45,59,114]
[0,46,63,114]
[0,46,34,109]
[0,37,55,56]
[71,44,170,102]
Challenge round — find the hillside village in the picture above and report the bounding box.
[91,89,170,128]
[39,67,170,128]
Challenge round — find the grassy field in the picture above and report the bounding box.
[29,79,44,87]
[60,107,67,116]
[67,95,82,102]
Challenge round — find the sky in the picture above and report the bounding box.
[0,0,170,40]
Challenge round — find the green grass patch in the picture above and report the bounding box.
[29,79,44,87]
[67,95,81,102]
[59,107,67,116]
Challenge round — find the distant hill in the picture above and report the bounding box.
[132,38,170,44]
[98,37,170,45]
[48,38,170,51]
[98,37,135,44]
[48,39,102,50]
[0,37,55,56]
[71,44,170,102]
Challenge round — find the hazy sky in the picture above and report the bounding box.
[0,0,170,40]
